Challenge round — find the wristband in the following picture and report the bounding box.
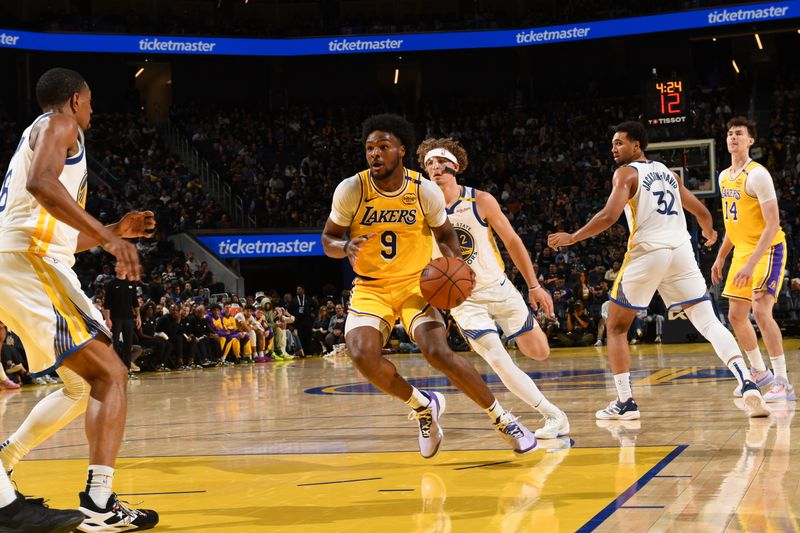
[343,240,351,254]
[528,286,541,291]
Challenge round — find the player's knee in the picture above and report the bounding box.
[727,305,749,324]
[515,333,549,361]
[57,366,91,405]
[422,343,454,371]
[606,318,629,336]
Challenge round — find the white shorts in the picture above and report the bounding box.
[0,252,110,376]
[450,278,537,341]
[609,240,709,311]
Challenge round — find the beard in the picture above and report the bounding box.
[371,161,398,180]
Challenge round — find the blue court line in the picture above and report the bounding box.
[653,475,692,478]
[298,476,382,487]
[576,444,688,532]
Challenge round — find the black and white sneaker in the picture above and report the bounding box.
[77,492,159,532]
[595,397,641,420]
[0,494,85,533]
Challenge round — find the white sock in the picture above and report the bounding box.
[614,372,632,402]
[770,354,788,381]
[0,468,15,508]
[469,334,560,416]
[0,367,89,472]
[725,356,748,387]
[746,347,767,372]
[405,387,430,410]
[485,399,506,422]
[86,465,114,508]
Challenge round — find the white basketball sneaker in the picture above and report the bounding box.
[534,410,570,439]
[409,391,446,459]
[494,412,537,455]
[763,378,797,403]
[733,367,774,397]
[741,380,770,417]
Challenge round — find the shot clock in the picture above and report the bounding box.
[643,78,690,140]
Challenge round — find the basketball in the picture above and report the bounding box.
[419,256,475,309]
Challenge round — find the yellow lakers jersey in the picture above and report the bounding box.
[349,168,432,280]
[719,161,784,249]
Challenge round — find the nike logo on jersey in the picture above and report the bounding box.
[365,196,378,203]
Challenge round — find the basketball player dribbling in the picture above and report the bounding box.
[548,121,770,420]
[0,68,158,532]
[322,113,538,458]
[419,137,569,439]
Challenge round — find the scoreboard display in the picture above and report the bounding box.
[643,78,690,139]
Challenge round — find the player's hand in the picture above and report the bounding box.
[732,261,755,289]
[701,227,718,247]
[115,211,156,239]
[529,286,554,317]
[135,316,142,329]
[345,233,376,267]
[547,232,574,250]
[102,234,143,282]
[711,258,725,285]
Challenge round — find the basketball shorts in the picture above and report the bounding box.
[346,275,443,344]
[609,240,708,311]
[451,277,537,341]
[722,241,786,302]
[0,252,111,377]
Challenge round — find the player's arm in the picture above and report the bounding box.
[711,233,734,285]
[676,173,717,247]
[548,166,636,248]
[430,220,460,259]
[421,178,460,259]
[322,177,375,263]
[76,211,156,253]
[27,115,140,279]
[478,191,553,315]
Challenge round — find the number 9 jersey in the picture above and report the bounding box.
[329,168,447,280]
[623,160,690,252]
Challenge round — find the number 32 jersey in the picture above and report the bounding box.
[329,168,447,280]
[624,160,690,251]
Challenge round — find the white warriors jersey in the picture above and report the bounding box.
[445,186,506,291]
[623,160,690,251]
[0,112,88,267]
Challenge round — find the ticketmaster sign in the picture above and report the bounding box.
[0,2,797,57]
[197,234,324,258]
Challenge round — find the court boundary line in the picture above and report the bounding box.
[575,444,688,532]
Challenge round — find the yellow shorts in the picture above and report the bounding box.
[722,241,787,302]
[346,275,443,344]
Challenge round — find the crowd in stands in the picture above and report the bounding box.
[2,73,800,386]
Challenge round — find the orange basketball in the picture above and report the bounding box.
[419,257,475,310]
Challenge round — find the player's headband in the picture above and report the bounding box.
[424,148,458,166]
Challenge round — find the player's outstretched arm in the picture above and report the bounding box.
[547,166,636,249]
[27,114,141,279]
[676,174,716,247]
[477,191,553,315]
[76,211,156,252]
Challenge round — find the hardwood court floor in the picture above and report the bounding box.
[1,340,798,532]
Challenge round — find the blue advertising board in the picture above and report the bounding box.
[0,2,797,57]
[197,234,324,259]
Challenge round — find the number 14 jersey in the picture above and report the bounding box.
[624,160,690,251]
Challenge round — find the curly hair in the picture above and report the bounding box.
[416,137,469,174]
[361,113,416,163]
[727,116,757,139]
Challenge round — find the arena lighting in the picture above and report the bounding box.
[713,37,718,41]
[393,68,399,84]
[135,67,144,78]
[732,59,740,73]
[755,32,764,48]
